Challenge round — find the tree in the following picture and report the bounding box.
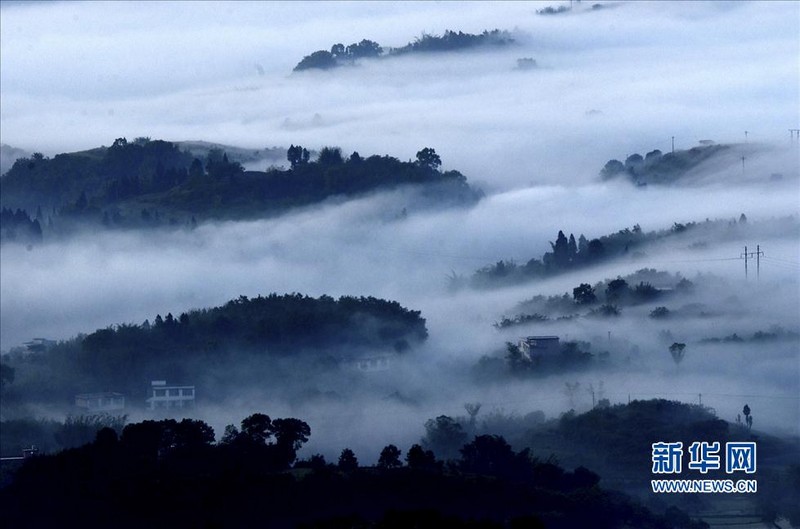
[464,403,482,430]
[415,147,441,171]
[567,234,578,262]
[422,415,467,460]
[270,418,311,451]
[240,413,272,445]
[549,230,570,268]
[330,43,345,58]
[338,448,359,471]
[346,39,383,59]
[287,145,310,168]
[378,444,402,469]
[317,146,343,166]
[406,444,437,470]
[669,342,686,367]
[220,424,239,445]
[742,404,752,430]
[605,277,630,303]
[587,238,605,260]
[573,283,596,305]
[294,50,337,71]
[173,419,215,451]
[459,435,533,480]
[564,381,580,409]
[649,306,670,319]
[600,159,625,179]
[624,153,644,174]
[505,342,528,372]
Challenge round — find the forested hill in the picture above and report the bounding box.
[2,294,428,403]
[293,29,514,71]
[0,139,481,239]
[459,216,799,290]
[599,143,735,185]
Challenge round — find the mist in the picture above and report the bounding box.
[1,1,799,466]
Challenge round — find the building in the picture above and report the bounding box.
[23,338,57,354]
[518,336,560,360]
[146,380,195,410]
[347,354,392,373]
[75,392,126,412]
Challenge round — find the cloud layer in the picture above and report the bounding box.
[1,1,798,455]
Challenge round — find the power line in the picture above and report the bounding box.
[762,256,800,266]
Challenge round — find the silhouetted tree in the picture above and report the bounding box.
[294,50,337,71]
[600,159,625,179]
[317,146,343,165]
[377,444,402,469]
[423,416,467,460]
[287,145,310,168]
[338,448,359,471]
[415,147,442,171]
[669,342,686,367]
[605,277,630,303]
[573,283,596,304]
[240,413,272,445]
[406,443,438,470]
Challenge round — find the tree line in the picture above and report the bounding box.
[0,405,719,529]
[294,29,514,71]
[0,293,428,407]
[460,214,786,290]
[1,139,481,241]
[600,144,731,185]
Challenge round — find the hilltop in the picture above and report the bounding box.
[0,138,481,240]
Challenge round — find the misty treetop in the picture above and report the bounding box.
[293,29,515,71]
[0,138,481,241]
[599,143,732,185]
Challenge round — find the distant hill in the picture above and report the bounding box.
[458,216,799,290]
[0,144,30,177]
[294,29,515,72]
[599,143,737,185]
[0,138,481,238]
[174,141,285,171]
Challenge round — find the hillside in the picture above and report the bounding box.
[294,29,515,71]
[0,139,481,239]
[0,293,428,405]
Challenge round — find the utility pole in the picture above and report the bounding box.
[741,245,764,280]
[744,130,748,143]
[741,156,746,175]
[698,393,702,406]
[742,245,748,279]
[671,136,675,154]
[755,244,763,280]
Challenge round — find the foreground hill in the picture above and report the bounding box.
[0,404,716,529]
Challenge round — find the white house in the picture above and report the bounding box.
[146,380,195,410]
[75,392,126,412]
[346,354,392,373]
[518,336,560,359]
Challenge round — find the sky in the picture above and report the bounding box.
[1,1,798,188]
[1,1,799,455]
